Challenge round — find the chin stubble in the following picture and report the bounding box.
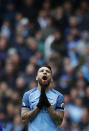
[39,79,50,88]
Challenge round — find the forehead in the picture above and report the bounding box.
[38,67,51,72]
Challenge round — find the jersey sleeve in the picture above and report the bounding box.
[56,94,64,111]
[21,92,30,110]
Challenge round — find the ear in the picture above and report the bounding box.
[36,76,38,81]
[51,77,53,82]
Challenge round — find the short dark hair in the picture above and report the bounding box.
[38,65,52,73]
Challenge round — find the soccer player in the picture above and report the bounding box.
[21,65,64,131]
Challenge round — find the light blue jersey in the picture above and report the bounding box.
[22,88,64,131]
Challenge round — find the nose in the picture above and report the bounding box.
[43,70,47,74]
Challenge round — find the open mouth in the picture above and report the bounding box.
[42,76,47,80]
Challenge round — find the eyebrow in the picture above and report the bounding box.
[39,68,51,72]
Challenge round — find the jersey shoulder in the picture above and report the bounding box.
[24,88,37,96]
[51,88,64,97]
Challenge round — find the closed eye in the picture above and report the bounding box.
[40,70,44,72]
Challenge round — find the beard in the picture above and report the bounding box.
[38,78,51,88]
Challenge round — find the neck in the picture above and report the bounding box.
[37,83,50,92]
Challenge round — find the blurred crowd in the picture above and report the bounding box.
[0,0,89,131]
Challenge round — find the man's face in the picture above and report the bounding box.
[36,67,52,87]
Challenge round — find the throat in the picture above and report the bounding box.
[38,83,50,92]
